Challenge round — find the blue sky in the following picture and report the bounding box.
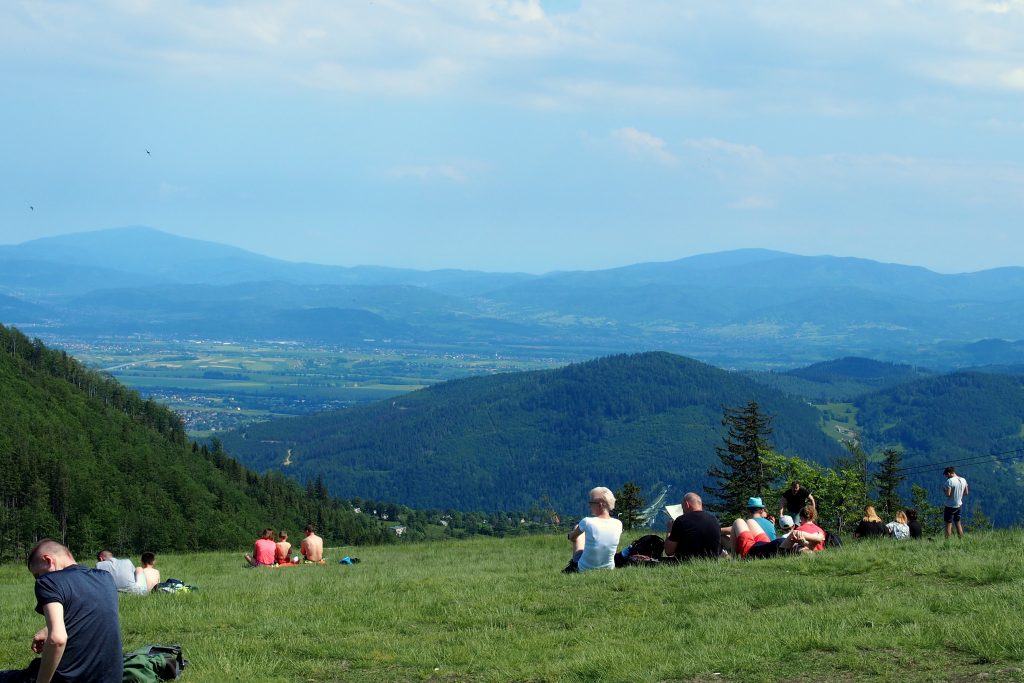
[2,0,1023,273]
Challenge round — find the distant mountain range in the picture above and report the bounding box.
[3,226,1024,368]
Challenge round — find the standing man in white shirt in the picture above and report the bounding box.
[943,466,969,539]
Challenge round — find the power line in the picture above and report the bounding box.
[894,447,1024,476]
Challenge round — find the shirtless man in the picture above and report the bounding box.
[300,524,324,563]
[134,552,160,593]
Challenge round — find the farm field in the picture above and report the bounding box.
[1,531,1021,682]
[52,337,560,436]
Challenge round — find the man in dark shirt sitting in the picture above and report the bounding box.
[664,492,721,561]
[0,539,123,683]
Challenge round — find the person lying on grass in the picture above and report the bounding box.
[563,486,623,573]
[725,518,825,559]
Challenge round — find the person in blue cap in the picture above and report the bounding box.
[746,497,777,540]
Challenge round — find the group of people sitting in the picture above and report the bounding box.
[852,505,923,540]
[244,525,324,566]
[95,549,161,595]
[563,480,908,572]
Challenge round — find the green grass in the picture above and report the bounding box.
[1,532,1022,682]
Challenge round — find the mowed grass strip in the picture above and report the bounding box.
[1,532,1022,682]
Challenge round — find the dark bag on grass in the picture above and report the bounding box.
[614,534,665,567]
[825,530,843,549]
[122,644,187,682]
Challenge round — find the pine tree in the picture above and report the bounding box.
[614,482,645,531]
[873,448,905,519]
[705,401,775,520]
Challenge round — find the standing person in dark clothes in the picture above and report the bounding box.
[663,492,721,561]
[778,481,815,526]
[0,539,123,683]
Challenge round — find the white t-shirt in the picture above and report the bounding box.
[945,476,967,508]
[576,516,623,571]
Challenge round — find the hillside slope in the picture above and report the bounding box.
[0,324,390,561]
[855,371,1024,526]
[221,352,844,513]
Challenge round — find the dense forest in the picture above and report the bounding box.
[222,352,845,513]
[0,325,421,562]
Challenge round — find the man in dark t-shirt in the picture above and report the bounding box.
[778,481,815,521]
[0,539,122,683]
[664,492,721,561]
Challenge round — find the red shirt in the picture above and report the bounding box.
[254,538,277,565]
[796,522,825,551]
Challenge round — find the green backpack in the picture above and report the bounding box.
[122,644,187,682]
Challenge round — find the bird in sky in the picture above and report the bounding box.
[29,205,34,211]
[146,149,151,156]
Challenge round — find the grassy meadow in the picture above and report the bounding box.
[1,531,1022,682]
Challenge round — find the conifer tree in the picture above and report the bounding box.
[614,482,645,531]
[874,447,905,519]
[705,401,775,520]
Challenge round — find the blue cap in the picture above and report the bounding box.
[746,497,765,509]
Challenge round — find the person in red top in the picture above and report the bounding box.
[244,529,277,567]
[794,506,826,551]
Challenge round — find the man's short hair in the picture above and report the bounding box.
[798,506,817,522]
[28,539,70,569]
[97,549,113,562]
[140,551,155,565]
[304,524,315,534]
[943,467,956,476]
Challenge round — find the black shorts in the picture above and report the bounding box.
[747,538,783,559]
[943,506,962,524]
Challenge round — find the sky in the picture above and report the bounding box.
[2,0,1024,274]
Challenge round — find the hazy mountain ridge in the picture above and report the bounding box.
[3,227,1024,368]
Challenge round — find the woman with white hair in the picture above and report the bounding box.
[563,486,623,573]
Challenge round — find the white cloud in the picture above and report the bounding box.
[611,127,676,164]
[730,195,776,210]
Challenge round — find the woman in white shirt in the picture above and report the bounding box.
[563,487,623,572]
[886,510,911,540]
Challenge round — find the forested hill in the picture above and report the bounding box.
[854,371,1024,526]
[221,352,845,513]
[0,324,393,562]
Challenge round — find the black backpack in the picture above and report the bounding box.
[824,530,843,549]
[614,534,665,567]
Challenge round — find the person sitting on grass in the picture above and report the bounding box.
[794,506,826,551]
[563,487,623,573]
[300,525,324,563]
[906,509,923,539]
[134,552,160,594]
[886,510,911,540]
[745,497,777,540]
[853,505,886,539]
[663,492,721,562]
[275,531,293,565]
[245,528,277,567]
